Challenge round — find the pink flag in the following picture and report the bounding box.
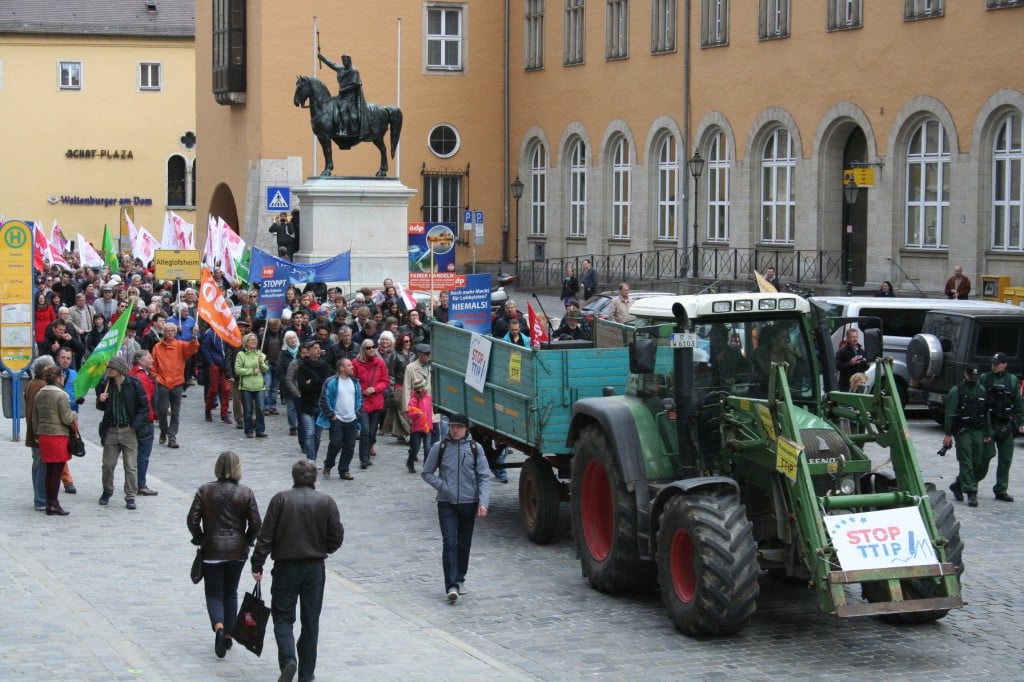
[77,233,105,268]
[33,222,48,271]
[202,215,219,267]
[124,208,138,244]
[132,227,160,266]
[169,211,195,249]
[48,243,72,271]
[49,219,69,252]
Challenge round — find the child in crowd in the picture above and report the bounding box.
[406,378,433,474]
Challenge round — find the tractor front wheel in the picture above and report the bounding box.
[656,492,760,636]
[519,456,560,545]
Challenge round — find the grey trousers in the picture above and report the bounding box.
[102,425,138,499]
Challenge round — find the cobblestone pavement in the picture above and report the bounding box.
[2,392,1024,681]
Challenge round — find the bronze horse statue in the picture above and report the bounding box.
[294,75,402,177]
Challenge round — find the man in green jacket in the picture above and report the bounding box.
[979,352,1024,502]
[945,365,991,508]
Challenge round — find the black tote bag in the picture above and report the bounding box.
[232,581,271,656]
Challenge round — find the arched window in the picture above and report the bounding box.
[190,159,197,210]
[905,119,950,249]
[611,137,631,239]
[568,138,587,237]
[167,154,187,207]
[655,134,678,241]
[706,129,730,242]
[760,128,795,244]
[530,143,547,237]
[992,113,1023,251]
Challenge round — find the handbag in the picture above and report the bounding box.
[68,422,86,457]
[232,581,271,656]
[190,547,204,584]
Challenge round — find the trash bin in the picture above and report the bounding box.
[2,370,31,419]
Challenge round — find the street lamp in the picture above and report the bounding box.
[688,150,705,278]
[510,175,524,266]
[843,178,860,295]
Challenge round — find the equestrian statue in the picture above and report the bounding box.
[294,49,402,177]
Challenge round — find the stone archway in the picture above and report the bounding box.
[208,182,241,235]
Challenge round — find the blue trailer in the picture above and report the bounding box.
[431,321,631,543]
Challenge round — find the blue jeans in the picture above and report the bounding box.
[298,412,321,461]
[358,410,382,464]
[31,447,46,508]
[408,431,433,465]
[323,419,358,473]
[241,390,266,435]
[136,435,154,489]
[264,370,279,409]
[204,559,245,632]
[437,501,477,591]
[271,560,325,682]
[287,396,299,430]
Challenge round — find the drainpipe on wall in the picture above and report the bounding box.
[503,0,511,266]
[682,0,692,277]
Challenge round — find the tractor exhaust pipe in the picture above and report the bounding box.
[671,302,698,476]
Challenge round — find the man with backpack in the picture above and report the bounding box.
[420,413,491,603]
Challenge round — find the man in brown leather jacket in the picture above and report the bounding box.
[251,459,343,682]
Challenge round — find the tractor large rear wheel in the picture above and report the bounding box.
[519,456,560,545]
[862,488,964,624]
[571,425,656,593]
[656,492,760,636]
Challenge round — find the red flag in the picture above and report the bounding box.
[394,281,418,311]
[528,301,549,344]
[33,222,48,271]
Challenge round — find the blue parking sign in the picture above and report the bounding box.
[266,186,291,211]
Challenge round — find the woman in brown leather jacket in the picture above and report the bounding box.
[187,450,262,658]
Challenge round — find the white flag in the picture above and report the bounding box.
[203,215,219,267]
[169,211,195,250]
[77,233,105,268]
[124,208,138,243]
[133,227,160,266]
[219,224,246,281]
[48,243,73,271]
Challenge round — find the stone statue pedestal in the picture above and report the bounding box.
[291,176,416,290]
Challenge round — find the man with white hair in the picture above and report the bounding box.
[151,322,199,449]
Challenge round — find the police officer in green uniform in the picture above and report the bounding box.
[978,352,1024,502]
[945,365,991,508]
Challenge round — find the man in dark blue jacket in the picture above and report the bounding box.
[96,356,152,510]
[201,327,232,423]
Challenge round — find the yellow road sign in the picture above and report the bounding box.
[0,220,35,372]
[843,168,875,187]
[153,249,201,281]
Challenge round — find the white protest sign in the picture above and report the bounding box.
[825,506,939,571]
[465,333,492,393]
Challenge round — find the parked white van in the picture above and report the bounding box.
[808,296,1020,405]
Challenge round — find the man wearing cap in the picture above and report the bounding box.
[945,365,992,507]
[95,356,151,509]
[979,352,1024,502]
[421,413,491,602]
[95,285,118,323]
[554,308,590,341]
[151,322,200,449]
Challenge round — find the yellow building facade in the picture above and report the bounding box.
[196,1,1024,294]
[0,3,196,248]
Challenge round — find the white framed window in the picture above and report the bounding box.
[656,135,679,241]
[828,0,862,30]
[904,119,950,249]
[700,0,728,47]
[986,0,1024,9]
[59,60,82,90]
[651,0,676,53]
[606,0,629,59]
[426,5,464,71]
[428,123,460,158]
[611,137,631,239]
[564,0,586,65]
[139,62,162,91]
[525,0,545,69]
[568,138,588,237]
[992,113,1024,252]
[530,144,548,237]
[760,128,796,244]
[758,0,790,39]
[423,174,463,224]
[905,0,942,19]
[707,130,731,242]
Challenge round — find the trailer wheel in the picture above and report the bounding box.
[519,457,560,545]
[862,488,964,624]
[656,493,760,636]
[571,425,656,593]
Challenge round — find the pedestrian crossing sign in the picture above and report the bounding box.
[266,186,291,211]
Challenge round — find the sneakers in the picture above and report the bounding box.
[949,480,964,502]
[138,487,159,496]
[289,427,298,436]
[125,498,137,510]
[168,437,179,449]
[255,432,268,438]
[64,483,77,494]
[457,581,467,595]
[222,415,233,424]
[360,462,369,469]
[339,472,354,480]
[967,493,979,508]
[995,492,1015,502]
[98,491,113,506]
[323,466,332,479]
[447,587,459,603]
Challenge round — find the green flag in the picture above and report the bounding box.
[74,299,135,399]
[233,247,251,284]
[102,224,119,272]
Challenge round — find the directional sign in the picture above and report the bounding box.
[0,220,35,372]
[266,186,291,211]
[843,168,874,187]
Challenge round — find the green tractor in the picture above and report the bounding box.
[567,293,963,636]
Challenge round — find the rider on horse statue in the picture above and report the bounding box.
[317,49,370,141]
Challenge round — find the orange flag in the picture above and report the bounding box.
[198,267,243,347]
[528,301,549,345]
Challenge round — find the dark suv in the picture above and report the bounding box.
[907,308,1024,422]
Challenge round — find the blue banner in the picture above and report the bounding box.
[449,273,492,335]
[250,248,351,320]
